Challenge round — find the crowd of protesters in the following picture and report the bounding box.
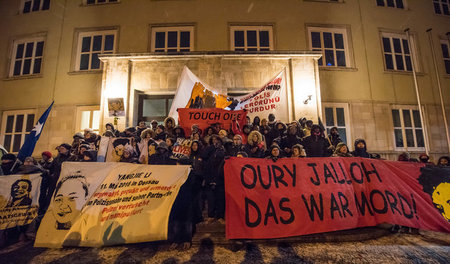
[0,114,449,249]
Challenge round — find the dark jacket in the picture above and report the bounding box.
[351,139,371,158]
[201,143,226,186]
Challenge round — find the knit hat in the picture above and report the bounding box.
[41,151,52,159]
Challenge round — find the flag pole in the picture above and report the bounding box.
[404,28,430,155]
[426,29,450,154]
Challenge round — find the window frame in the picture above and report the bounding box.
[84,0,119,5]
[75,105,101,134]
[307,26,353,68]
[1,109,36,154]
[391,105,425,152]
[21,0,51,14]
[74,29,118,72]
[375,0,407,9]
[433,0,450,16]
[380,31,420,73]
[440,39,450,75]
[322,103,352,146]
[229,25,274,51]
[150,26,195,53]
[9,36,45,78]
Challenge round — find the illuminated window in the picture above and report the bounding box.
[433,0,450,15]
[322,103,351,145]
[381,32,419,72]
[230,26,273,51]
[22,0,50,13]
[441,40,450,74]
[392,107,425,149]
[10,37,45,77]
[151,26,194,52]
[376,0,405,9]
[76,106,100,133]
[1,110,35,153]
[75,30,117,71]
[86,0,118,4]
[308,27,351,67]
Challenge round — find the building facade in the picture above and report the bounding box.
[0,0,449,160]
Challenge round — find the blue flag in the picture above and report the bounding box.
[17,101,54,162]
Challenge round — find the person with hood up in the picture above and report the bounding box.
[302,124,331,157]
[328,127,342,148]
[418,153,434,166]
[71,132,84,156]
[291,144,306,158]
[351,139,371,158]
[164,117,176,137]
[253,116,261,127]
[76,144,90,161]
[266,144,282,162]
[120,145,138,163]
[173,126,186,140]
[83,128,100,150]
[437,156,450,167]
[201,135,226,222]
[149,142,173,165]
[1,154,20,175]
[268,113,276,129]
[267,121,286,148]
[245,130,265,158]
[140,128,156,141]
[228,134,246,157]
[82,150,97,162]
[105,123,119,137]
[332,142,352,157]
[280,124,303,157]
[155,124,167,141]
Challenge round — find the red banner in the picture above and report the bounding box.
[178,108,247,135]
[224,157,450,239]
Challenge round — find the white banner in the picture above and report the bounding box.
[35,162,189,248]
[169,66,289,123]
[0,173,42,230]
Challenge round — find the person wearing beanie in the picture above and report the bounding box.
[120,145,138,163]
[418,153,434,166]
[302,124,331,157]
[1,153,20,175]
[351,139,371,158]
[149,141,173,165]
[155,124,167,141]
[228,134,246,157]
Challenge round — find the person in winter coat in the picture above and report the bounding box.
[164,117,176,137]
[267,121,286,148]
[437,156,450,167]
[418,153,435,166]
[1,154,20,175]
[268,113,276,129]
[303,120,313,138]
[140,128,156,141]
[173,126,186,140]
[227,134,246,157]
[166,137,176,152]
[332,142,352,157]
[82,150,97,162]
[201,135,226,221]
[280,125,303,157]
[155,124,168,141]
[259,118,271,140]
[351,138,371,158]
[203,126,216,146]
[135,120,148,137]
[302,124,331,157]
[189,140,204,225]
[71,132,84,156]
[266,144,282,162]
[244,131,265,158]
[218,130,232,153]
[50,143,77,200]
[328,127,342,148]
[291,144,306,158]
[106,123,120,137]
[148,142,173,165]
[120,145,138,163]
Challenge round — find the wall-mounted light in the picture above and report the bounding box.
[303,95,312,104]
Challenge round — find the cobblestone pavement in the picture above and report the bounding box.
[0,229,449,264]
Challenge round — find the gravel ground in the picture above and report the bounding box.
[0,230,449,263]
